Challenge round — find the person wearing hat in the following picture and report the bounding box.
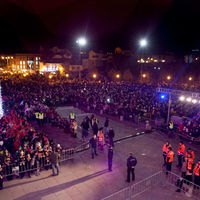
[126,153,137,182]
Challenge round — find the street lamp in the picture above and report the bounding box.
[188,77,192,81]
[139,39,148,81]
[66,73,69,78]
[76,37,87,81]
[167,76,171,80]
[142,73,146,78]
[116,74,120,79]
[93,73,97,79]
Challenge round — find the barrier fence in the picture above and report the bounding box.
[102,171,200,200]
[1,141,90,178]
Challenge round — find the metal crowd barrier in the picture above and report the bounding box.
[102,171,163,200]
[2,141,90,178]
[102,171,200,200]
[166,171,200,199]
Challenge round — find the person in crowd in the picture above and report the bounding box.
[177,141,185,169]
[97,128,104,151]
[166,147,174,175]
[108,145,113,171]
[126,153,137,182]
[89,135,98,159]
[49,149,59,176]
[0,164,3,190]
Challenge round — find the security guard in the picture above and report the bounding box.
[162,142,171,166]
[193,161,200,187]
[177,141,185,169]
[186,154,194,182]
[126,153,137,182]
[166,147,174,175]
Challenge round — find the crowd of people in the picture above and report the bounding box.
[0,74,200,190]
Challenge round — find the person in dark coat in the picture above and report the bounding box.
[89,135,98,159]
[108,128,115,147]
[126,153,137,182]
[49,149,59,176]
[108,146,113,171]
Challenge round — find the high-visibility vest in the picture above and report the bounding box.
[39,113,44,119]
[187,158,194,170]
[166,150,174,163]
[177,144,185,155]
[163,144,171,155]
[194,164,200,176]
[169,122,173,129]
[70,113,75,119]
[185,151,195,160]
[35,112,39,119]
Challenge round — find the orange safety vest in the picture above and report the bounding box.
[177,144,185,155]
[166,150,174,163]
[194,164,200,176]
[187,158,194,171]
[185,151,195,160]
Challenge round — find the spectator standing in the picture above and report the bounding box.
[126,153,137,182]
[104,118,109,135]
[162,142,171,166]
[49,149,59,176]
[0,164,3,190]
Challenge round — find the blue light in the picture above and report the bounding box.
[160,94,166,100]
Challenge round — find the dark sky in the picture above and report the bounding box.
[0,0,200,54]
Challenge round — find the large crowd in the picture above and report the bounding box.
[0,74,200,189]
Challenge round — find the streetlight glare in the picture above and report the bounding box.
[142,73,146,78]
[76,37,87,46]
[179,96,185,101]
[139,39,147,47]
[116,74,120,78]
[167,76,171,80]
[93,73,97,78]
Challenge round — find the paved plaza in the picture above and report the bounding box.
[0,106,200,200]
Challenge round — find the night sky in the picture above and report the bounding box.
[0,0,200,54]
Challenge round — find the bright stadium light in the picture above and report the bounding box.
[76,37,87,46]
[179,96,185,101]
[139,39,147,47]
[192,99,197,104]
[186,97,192,102]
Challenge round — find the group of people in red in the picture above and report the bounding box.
[162,141,200,187]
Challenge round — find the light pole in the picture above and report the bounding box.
[167,93,171,125]
[76,37,87,81]
[139,39,148,82]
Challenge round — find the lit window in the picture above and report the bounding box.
[158,67,160,70]
[154,67,156,69]
[161,60,165,63]
[8,56,10,59]
[11,56,13,59]
[23,61,25,64]
[20,61,22,64]
[36,61,38,65]
[36,57,38,60]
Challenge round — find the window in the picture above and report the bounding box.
[20,61,22,64]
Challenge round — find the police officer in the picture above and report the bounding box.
[126,153,137,182]
[108,145,113,171]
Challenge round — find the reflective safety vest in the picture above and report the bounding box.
[177,144,185,155]
[35,112,39,119]
[187,158,194,171]
[169,122,173,129]
[70,113,75,120]
[185,151,195,160]
[194,164,200,176]
[39,113,44,119]
[166,150,174,163]
[162,144,171,155]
